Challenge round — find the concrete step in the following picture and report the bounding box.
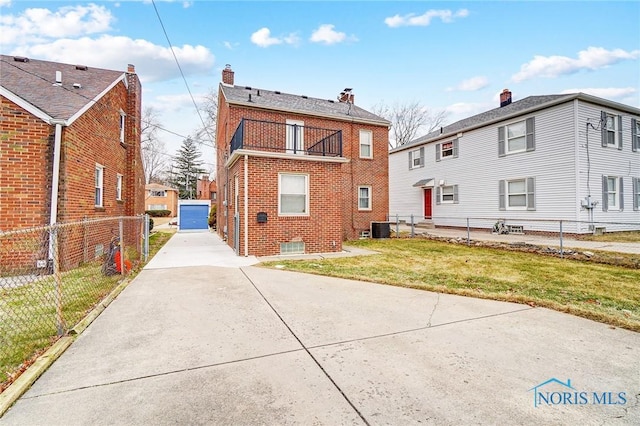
[415,221,435,229]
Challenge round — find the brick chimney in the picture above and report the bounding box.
[127,64,135,73]
[500,89,512,107]
[222,64,234,85]
[338,88,354,104]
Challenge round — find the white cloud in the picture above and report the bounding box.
[310,24,355,45]
[384,9,469,28]
[559,87,637,99]
[223,41,240,50]
[512,47,640,82]
[447,76,489,92]
[250,27,282,47]
[0,4,113,45]
[0,0,12,7]
[19,35,214,83]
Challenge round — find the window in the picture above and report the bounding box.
[632,118,639,152]
[280,241,305,255]
[116,174,123,201]
[498,117,535,156]
[601,111,622,150]
[358,186,371,210]
[286,119,304,154]
[148,204,168,210]
[119,111,125,144]
[210,192,217,201]
[499,178,535,210]
[95,164,104,207]
[602,176,624,211]
[279,173,308,215]
[436,185,459,204]
[436,139,459,161]
[359,130,373,158]
[633,177,640,211]
[150,190,166,197]
[409,147,424,169]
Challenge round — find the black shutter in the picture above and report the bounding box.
[602,175,608,212]
[617,116,623,150]
[498,127,506,157]
[526,117,535,151]
[632,119,638,152]
[601,111,608,147]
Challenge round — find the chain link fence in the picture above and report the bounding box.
[0,216,149,386]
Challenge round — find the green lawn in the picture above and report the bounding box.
[260,238,640,332]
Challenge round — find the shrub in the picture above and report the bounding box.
[148,217,154,232]
[208,204,217,229]
[145,210,171,217]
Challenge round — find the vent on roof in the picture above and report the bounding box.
[302,95,308,99]
[328,99,335,103]
[13,56,29,63]
[75,65,88,71]
[245,86,252,90]
[54,71,62,86]
[257,90,261,96]
[275,91,281,94]
[73,83,82,89]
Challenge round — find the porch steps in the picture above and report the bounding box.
[415,220,435,229]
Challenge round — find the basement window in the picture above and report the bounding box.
[280,241,305,255]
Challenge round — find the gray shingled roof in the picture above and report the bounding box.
[0,54,125,121]
[221,84,390,126]
[396,94,575,151]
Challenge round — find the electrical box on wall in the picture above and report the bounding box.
[257,212,267,223]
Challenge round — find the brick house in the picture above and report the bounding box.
[216,65,390,256]
[0,54,145,231]
[197,175,217,202]
[145,183,179,216]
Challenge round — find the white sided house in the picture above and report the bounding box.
[389,91,640,234]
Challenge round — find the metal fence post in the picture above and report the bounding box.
[467,217,470,246]
[52,225,64,336]
[410,214,415,238]
[119,217,125,275]
[144,214,150,261]
[559,220,564,259]
[396,214,399,236]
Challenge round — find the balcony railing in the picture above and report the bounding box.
[230,118,342,157]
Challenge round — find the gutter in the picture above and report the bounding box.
[244,154,248,257]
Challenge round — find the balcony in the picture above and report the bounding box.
[230,119,342,157]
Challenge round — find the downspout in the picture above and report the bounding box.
[244,154,248,257]
[48,120,65,260]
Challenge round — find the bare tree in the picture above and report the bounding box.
[372,100,448,149]
[141,107,169,183]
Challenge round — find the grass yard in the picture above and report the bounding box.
[260,238,640,332]
[578,230,640,243]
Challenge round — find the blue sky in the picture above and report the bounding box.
[1,0,639,170]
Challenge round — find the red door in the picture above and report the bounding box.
[424,188,432,219]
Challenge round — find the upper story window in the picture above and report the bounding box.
[95,164,104,207]
[498,117,535,156]
[409,147,424,169]
[359,130,373,159]
[279,173,308,215]
[601,111,622,150]
[632,118,639,152]
[286,119,304,154]
[116,174,123,201]
[499,177,535,211]
[435,139,458,161]
[119,111,126,145]
[150,190,166,197]
[602,175,624,212]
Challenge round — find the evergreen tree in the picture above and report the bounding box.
[169,137,205,199]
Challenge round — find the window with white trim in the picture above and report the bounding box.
[602,175,624,211]
[285,119,304,154]
[358,186,371,210]
[279,173,308,215]
[601,111,622,149]
[359,129,373,159]
[436,185,459,204]
[119,111,126,144]
[116,174,123,201]
[95,164,104,207]
[498,118,535,156]
[499,177,535,210]
[409,147,424,169]
[441,185,455,203]
[435,139,459,161]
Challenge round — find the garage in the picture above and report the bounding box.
[178,200,210,231]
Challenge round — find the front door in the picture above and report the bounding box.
[424,188,432,219]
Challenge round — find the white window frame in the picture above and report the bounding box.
[116,174,123,201]
[506,179,528,210]
[358,185,372,211]
[95,164,104,207]
[278,173,309,216]
[119,111,126,144]
[607,176,619,210]
[440,185,455,204]
[409,148,423,169]
[605,114,618,147]
[441,141,455,158]
[506,120,526,154]
[286,119,305,154]
[359,129,373,159]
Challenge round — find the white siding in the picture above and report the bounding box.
[575,100,640,232]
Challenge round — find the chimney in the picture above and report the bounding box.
[127,64,135,73]
[500,89,512,107]
[338,88,354,104]
[54,71,62,86]
[222,64,234,85]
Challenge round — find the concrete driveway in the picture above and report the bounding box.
[2,232,639,425]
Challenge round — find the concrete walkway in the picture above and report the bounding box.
[396,226,640,254]
[2,232,639,425]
